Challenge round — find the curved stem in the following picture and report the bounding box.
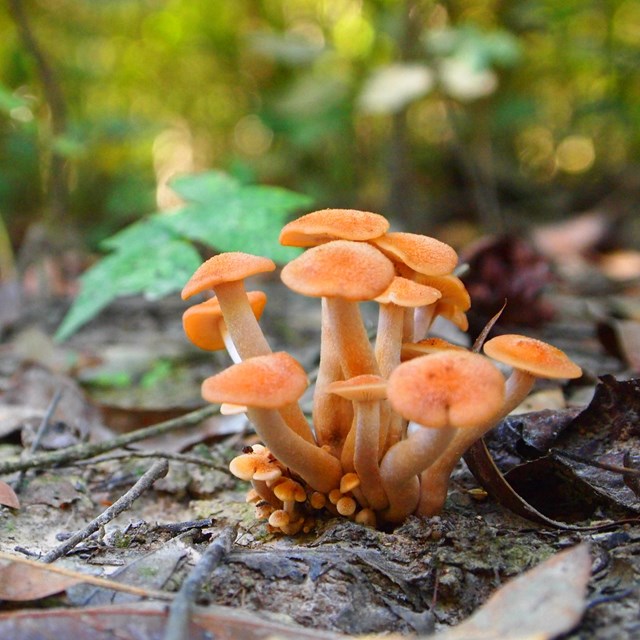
[247,408,342,494]
[313,299,353,456]
[215,280,315,444]
[380,426,455,523]
[353,401,388,510]
[416,369,536,516]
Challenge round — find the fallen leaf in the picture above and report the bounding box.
[433,543,591,640]
[0,480,20,509]
[0,560,81,601]
[0,601,345,640]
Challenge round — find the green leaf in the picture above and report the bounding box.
[163,171,309,262]
[54,237,202,342]
[55,171,312,341]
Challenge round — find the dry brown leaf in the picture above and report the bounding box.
[0,560,81,601]
[0,601,345,640]
[432,543,591,640]
[0,480,20,509]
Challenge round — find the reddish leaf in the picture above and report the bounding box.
[0,561,80,601]
[0,480,20,509]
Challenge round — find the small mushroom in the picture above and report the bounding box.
[416,336,581,517]
[327,375,389,510]
[202,352,342,493]
[381,351,505,522]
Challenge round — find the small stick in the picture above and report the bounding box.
[13,387,64,491]
[73,450,228,472]
[0,549,173,601]
[40,460,169,563]
[0,405,219,476]
[551,449,640,476]
[162,526,235,640]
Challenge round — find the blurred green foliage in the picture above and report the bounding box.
[2,0,640,248]
[54,171,310,340]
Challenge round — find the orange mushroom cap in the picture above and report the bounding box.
[326,374,387,402]
[182,291,267,351]
[371,232,458,276]
[387,351,505,429]
[483,335,582,379]
[401,338,467,360]
[181,252,275,300]
[413,274,471,311]
[281,240,395,301]
[374,277,442,307]
[201,352,308,408]
[279,208,389,247]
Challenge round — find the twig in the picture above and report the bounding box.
[162,526,236,640]
[551,449,640,476]
[40,460,169,563]
[13,387,64,491]
[0,404,219,476]
[0,549,173,601]
[153,518,216,535]
[72,449,228,472]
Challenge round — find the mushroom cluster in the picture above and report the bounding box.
[181,209,582,532]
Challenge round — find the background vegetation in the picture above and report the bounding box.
[2,0,640,257]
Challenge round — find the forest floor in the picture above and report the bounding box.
[0,225,639,639]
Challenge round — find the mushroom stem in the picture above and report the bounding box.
[214,280,272,359]
[216,280,316,444]
[353,400,388,510]
[375,303,404,378]
[251,479,282,508]
[412,304,437,341]
[220,324,242,364]
[326,297,379,378]
[313,300,353,456]
[246,407,342,493]
[380,426,455,523]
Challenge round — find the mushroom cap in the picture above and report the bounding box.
[375,277,442,307]
[413,274,471,311]
[401,338,467,360]
[181,253,275,300]
[201,352,308,408]
[279,208,389,247]
[281,240,395,301]
[483,335,583,379]
[228,444,283,482]
[387,351,505,429]
[182,291,267,350]
[326,374,387,402]
[371,232,458,276]
[435,301,469,331]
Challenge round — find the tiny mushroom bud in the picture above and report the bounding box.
[382,351,506,522]
[202,352,342,493]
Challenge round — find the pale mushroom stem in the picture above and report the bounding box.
[412,304,437,341]
[214,280,272,358]
[326,297,380,378]
[375,303,404,379]
[313,299,353,456]
[251,479,282,508]
[416,370,536,517]
[246,407,342,494]
[380,426,455,523]
[216,280,316,444]
[353,400,389,510]
[220,324,242,364]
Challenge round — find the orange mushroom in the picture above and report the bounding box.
[327,375,389,510]
[382,351,506,522]
[416,335,582,517]
[202,352,342,493]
